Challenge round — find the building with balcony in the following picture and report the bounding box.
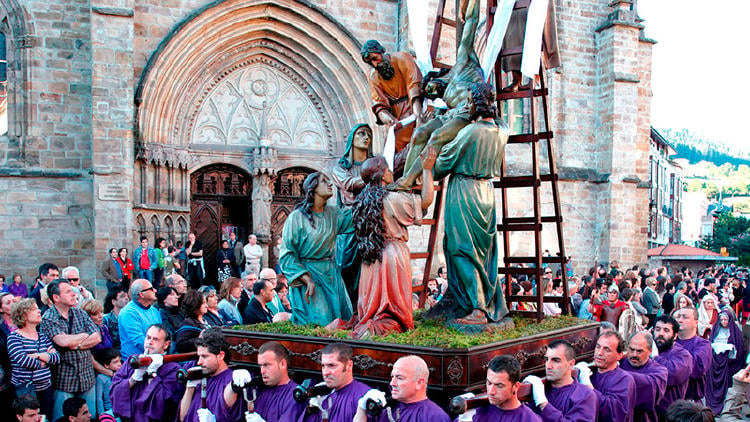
[649,128,683,248]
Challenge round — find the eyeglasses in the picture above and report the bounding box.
[143,287,156,292]
[66,278,80,282]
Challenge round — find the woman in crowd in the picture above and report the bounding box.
[198,286,225,326]
[154,238,168,287]
[217,277,242,326]
[670,294,694,317]
[102,287,129,350]
[1,292,18,333]
[8,274,28,298]
[7,298,60,419]
[215,240,236,284]
[698,294,719,337]
[174,290,211,353]
[116,248,134,290]
[156,287,185,338]
[102,248,124,291]
[274,278,292,313]
[706,308,746,415]
[81,299,113,353]
[0,292,16,410]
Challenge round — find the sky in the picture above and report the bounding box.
[638,1,748,152]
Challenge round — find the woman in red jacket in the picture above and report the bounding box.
[116,247,134,289]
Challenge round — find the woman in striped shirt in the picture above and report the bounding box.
[8,298,60,420]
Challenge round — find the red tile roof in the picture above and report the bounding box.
[647,244,721,257]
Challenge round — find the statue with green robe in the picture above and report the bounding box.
[279,173,354,326]
[330,124,374,309]
[427,82,509,324]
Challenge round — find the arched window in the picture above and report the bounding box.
[164,215,174,244]
[177,216,188,243]
[136,214,147,241]
[150,215,161,240]
[0,3,29,164]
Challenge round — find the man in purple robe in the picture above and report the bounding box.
[250,341,306,421]
[578,331,636,422]
[455,355,541,421]
[110,324,185,422]
[178,328,250,422]
[653,315,693,418]
[353,355,449,422]
[298,342,371,422]
[674,306,713,401]
[619,331,668,422]
[523,339,598,421]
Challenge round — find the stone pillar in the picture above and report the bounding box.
[594,0,652,265]
[90,3,135,295]
[251,144,278,266]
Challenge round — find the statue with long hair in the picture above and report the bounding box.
[330,124,374,309]
[330,153,436,338]
[427,82,510,325]
[278,172,354,326]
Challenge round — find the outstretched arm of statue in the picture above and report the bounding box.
[377,109,397,126]
[420,147,437,210]
[457,0,480,64]
[412,97,425,126]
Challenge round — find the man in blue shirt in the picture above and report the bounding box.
[133,237,158,283]
[118,279,161,359]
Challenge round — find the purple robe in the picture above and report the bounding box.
[676,335,712,401]
[110,360,184,422]
[532,380,598,422]
[298,380,370,422]
[706,310,746,414]
[183,369,243,422]
[590,367,636,422]
[254,381,306,421]
[369,398,450,422]
[620,359,668,422]
[454,403,541,422]
[654,342,693,416]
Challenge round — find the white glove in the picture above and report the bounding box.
[130,366,148,382]
[187,378,201,389]
[308,396,322,410]
[458,408,477,422]
[575,362,592,386]
[458,392,475,400]
[245,412,267,422]
[146,354,163,374]
[357,389,387,410]
[523,375,547,407]
[232,369,252,390]
[197,408,216,422]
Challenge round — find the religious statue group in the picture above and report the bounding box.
[279,0,513,337]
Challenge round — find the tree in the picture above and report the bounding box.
[701,213,750,265]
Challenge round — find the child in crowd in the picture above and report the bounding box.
[94,347,122,418]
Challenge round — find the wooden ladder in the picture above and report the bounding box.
[488,0,570,321]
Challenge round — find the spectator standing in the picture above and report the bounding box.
[662,283,676,317]
[116,248,134,289]
[92,348,121,418]
[197,286,225,326]
[229,232,244,278]
[217,277,242,326]
[163,246,180,278]
[133,237,158,283]
[102,287,129,350]
[9,274,28,298]
[7,299,60,420]
[243,234,263,276]
[80,300,112,353]
[40,280,101,421]
[237,271,257,318]
[156,287,184,340]
[102,248,123,291]
[642,277,661,329]
[215,240,236,283]
[259,268,286,316]
[243,280,275,324]
[185,232,205,289]
[30,264,58,313]
[1,291,18,407]
[153,238,167,288]
[60,267,93,307]
[174,290,210,353]
[117,279,161,359]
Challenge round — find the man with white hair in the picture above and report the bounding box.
[118,279,162,359]
[354,355,449,421]
[244,234,263,275]
[259,267,285,316]
[61,266,93,307]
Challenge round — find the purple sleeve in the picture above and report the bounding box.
[690,342,712,379]
[627,364,668,409]
[593,372,635,422]
[540,387,598,422]
[110,362,136,419]
[141,363,185,421]
[658,349,693,385]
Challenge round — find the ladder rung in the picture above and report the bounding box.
[410,252,430,259]
[507,132,553,144]
[439,17,456,27]
[497,223,541,232]
[498,267,537,275]
[494,174,554,188]
[502,216,561,224]
[433,61,452,69]
[505,256,565,264]
[497,88,548,101]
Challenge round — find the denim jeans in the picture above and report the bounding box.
[137,269,153,282]
[52,386,96,422]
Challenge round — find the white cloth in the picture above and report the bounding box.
[480,0,516,79]
[383,115,416,169]
[243,244,263,273]
[712,342,736,359]
[520,0,550,78]
[406,0,432,75]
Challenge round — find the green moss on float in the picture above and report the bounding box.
[232,315,587,348]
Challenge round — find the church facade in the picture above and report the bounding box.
[0,0,653,287]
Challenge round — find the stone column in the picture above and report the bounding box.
[90,3,135,295]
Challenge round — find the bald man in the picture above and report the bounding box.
[620,331,668,422]
[354,356,449,422]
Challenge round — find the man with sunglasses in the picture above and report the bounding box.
[118,279,162,359]
[61,266,94,307]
